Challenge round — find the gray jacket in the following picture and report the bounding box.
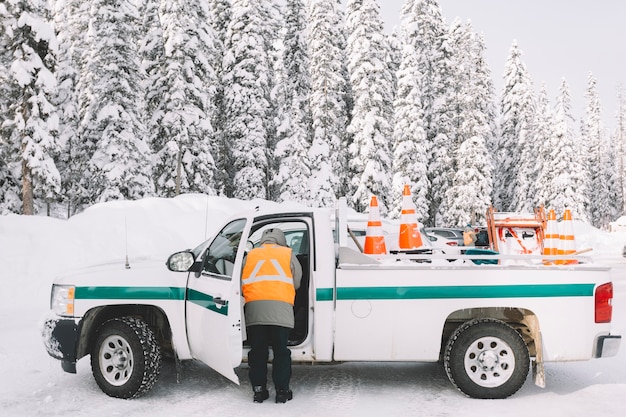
[243,229,302,328]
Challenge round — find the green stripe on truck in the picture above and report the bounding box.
[75,286,185,300]
[74,286,228,315]
[315,283,594,301]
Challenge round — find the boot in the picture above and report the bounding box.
[252,386,269,403]
[275,388,293,403]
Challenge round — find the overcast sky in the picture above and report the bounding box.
[371,0,625,133]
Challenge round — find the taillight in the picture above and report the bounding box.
[446,242,458,246]
[595,282,613,323]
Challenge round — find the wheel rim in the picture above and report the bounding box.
[99,334,134,386]
[463,335,516,388]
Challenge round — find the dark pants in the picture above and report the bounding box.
[247,325,292,390]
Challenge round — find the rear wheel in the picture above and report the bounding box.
[91,317,161,398]
[444,318,529,399]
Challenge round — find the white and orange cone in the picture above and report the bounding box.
[543,209,559,264]
[557,209,578,265]
[398,185,423,250]
[363,195,387,255]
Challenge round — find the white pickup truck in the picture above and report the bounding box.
[42,198,621,400]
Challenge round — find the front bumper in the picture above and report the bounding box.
[594,334,621,358]
[42,314,80,373]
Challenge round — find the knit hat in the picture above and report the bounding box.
[261,228,287,246]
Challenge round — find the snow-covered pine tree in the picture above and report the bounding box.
[138,0,164,93]
[138,0,165,170]
[605,104,623,222]
[389,1,429,222]
[442,20,492,226]
[272,0,312,204]
[386,28,401,104]
[472,33,499,161]
[581,73,611,228]
[530,84,553,208]
[223,0,276,200]
[615,85,626,215]
[516,97,541,213]
[538,79,588,220]
[583,73,614,228]
[1,0,61,215]
[152,0,218,197]
[52,0,89,217]
[496,41,536,212]
[280,0,310,126]
[465,26,496,224]
[407,0,453,225]
[532,83,565,208]
[336,5,353,201]
[440,18,471,225]
[208,0,231,48]
[274,95,312,204]
[79,0,154,203]
[446,18,471,150]
[207,0,232,196]
[444,135,492,227]
[307,0,349,208]
[390,2,430,222]
[260,3,284,202]
[345,0,393,215]
[0,2,18,214]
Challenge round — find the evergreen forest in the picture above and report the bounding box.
[1,0,625,228]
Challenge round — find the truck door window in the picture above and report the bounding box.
[201,218,246,279]
[249,221,308,256]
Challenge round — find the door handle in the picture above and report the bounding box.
[213,297,227,306]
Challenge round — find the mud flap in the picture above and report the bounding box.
[532,355,545,388]
[175,355,182,384]
[523,314,545,388]
[531,330,545,388]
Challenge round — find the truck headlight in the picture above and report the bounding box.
[51,285,75,317]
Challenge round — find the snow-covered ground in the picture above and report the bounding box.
[1,194,625,416]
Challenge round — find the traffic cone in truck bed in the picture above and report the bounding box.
[543,209,558,263]
[557,209,578,265]
[398,185,423,250]
[364,196,387,254]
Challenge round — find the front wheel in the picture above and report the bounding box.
[91,317,161,398]
[444,318,530,399]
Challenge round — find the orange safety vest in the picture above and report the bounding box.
[242,244,295,305]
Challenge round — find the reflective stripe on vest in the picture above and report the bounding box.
[242,244,295,305]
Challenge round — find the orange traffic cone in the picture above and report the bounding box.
[543,209,559,264]
[363,195,387,255]
[557,209,578,265]
[398,185,423,250]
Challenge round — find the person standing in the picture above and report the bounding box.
[463,224,477,246]
[242,228,302,403]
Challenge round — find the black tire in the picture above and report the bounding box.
[444,318,530,399]
[91,317,161,399]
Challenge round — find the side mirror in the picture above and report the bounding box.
[166,251,195,272]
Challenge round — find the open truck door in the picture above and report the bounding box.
[184,218,249,383]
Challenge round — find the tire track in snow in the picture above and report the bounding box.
[313,368,360,415]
